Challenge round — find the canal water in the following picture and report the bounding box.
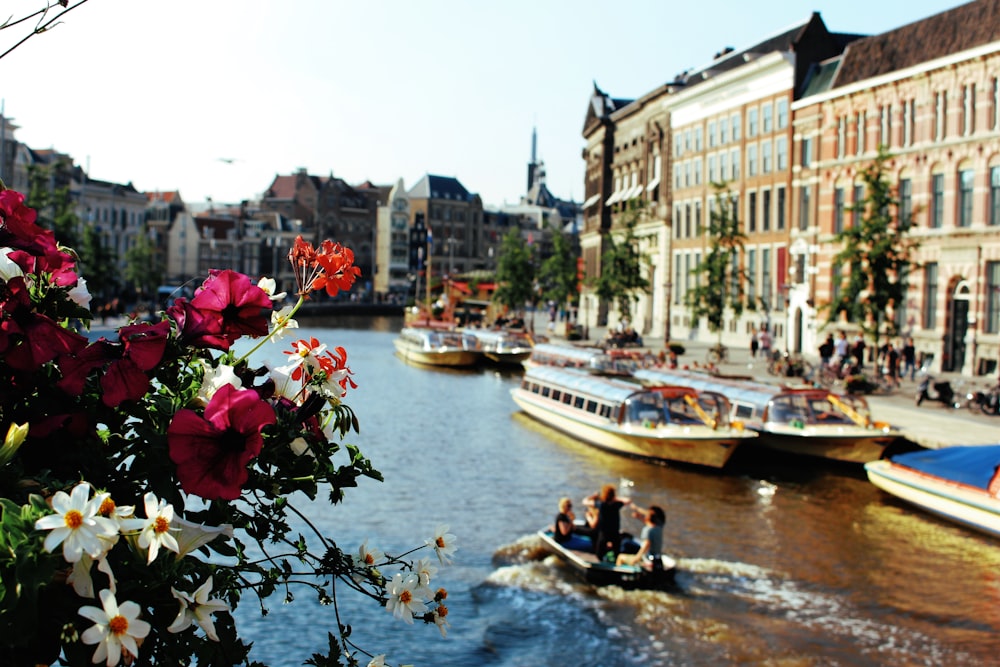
[235,318,1000,666]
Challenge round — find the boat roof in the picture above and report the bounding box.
[529,342,605,361]
[524,365,646,403]
[891,445,1000,491]
[634,368,838,408]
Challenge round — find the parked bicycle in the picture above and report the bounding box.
[767,351,814,379]
[706,343,729,365]
[965,381,1000,416]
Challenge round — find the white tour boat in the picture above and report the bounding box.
[393,327,482,367]
[511,365,757,468]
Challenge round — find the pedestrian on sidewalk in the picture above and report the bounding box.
[758,326,772,360]
[901,337,916,381]
[819,334,835,368]
[750,326,760,359]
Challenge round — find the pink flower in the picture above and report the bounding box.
[190,270,272,340]
[167,384,276,500]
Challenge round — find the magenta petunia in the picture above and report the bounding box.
[167,384,276,500]
[168,298,229,351]
[191,269,272,340]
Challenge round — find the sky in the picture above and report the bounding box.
[0,0,970,209]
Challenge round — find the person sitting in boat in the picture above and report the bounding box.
[583,484,632,560]
[616,505,666,570]
[551,497,592,551]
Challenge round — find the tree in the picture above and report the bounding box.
[687,184,749,341]
[536,223,578,316]
[124,225,163,305]
[593,203,651,323]
[827,147,920,353]
[78,224,118,305]
[25,160,81,249]
[491,226,535,316]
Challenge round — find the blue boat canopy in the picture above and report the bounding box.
[892,445,1000,491]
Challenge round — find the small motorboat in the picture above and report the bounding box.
[865,445,1000,538]
[393,326,482,367]
[537,527,677,590]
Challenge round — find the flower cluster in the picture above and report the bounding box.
[0,191,453,666]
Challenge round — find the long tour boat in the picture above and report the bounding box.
[393,327,482,367]
[865,445,1000,538]
[522,342,654,376]
[510,366,757,468]
[633,368,900,463]
[465,329,534,366]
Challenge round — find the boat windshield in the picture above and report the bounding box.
[766,393,871,426]
[624,392,666,426]
[662,393,727,426]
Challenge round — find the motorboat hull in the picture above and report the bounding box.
[537,529,676,590]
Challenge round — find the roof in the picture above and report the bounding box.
[407,174,475,201]
[832,0,1000,89]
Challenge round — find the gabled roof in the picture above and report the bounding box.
[583,82,634,134]
[146,191,182,204]
[832,0,1000,89]
[407,174,475,201]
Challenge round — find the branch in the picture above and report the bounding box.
[0,0,91,62]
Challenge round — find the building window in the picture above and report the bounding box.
[674,256,682,304]
[731,113,741,142]
[776,186,786,230]
[931,173,945,228]
[799,185,811,231]
[963,84,976,135]
[685,129,692,152]
[747,249,757,303]
[694,158,702,185]
[762,189,771,232]
[856,110,866,155]
[708,120,716,148]
[903,100,916,146]
[731,194,739,226]
[719,117,729,146]
[695,126,703,151]
[748,191,757,233]
[993,78,999,130]
[899,178,913,228]
[674,133,683,157]
[776,136,788,171]
[853,184,865,228]
[834,188,845,233]
[762,141,772,174]
[695,201,702,235]
[730,149,740,180]
[958,169,974,227]
[673,205,682,238]
[762,103,773,134]
[730,253,739,301]
[991,166,1000,226]
[719,153,728,182]
[935,91,947,140]
[748,107,759,137]
[761,247,772,311]
[880,104,892,147]
[923,262,938,329]
[747,144,758,177]
[837,116,847,158]
[802,136,813,167]
[685,203,692,237]
[708,155,717,182]
[776,98,788,129]
[987,261,1000,333]
[832,263,842,307]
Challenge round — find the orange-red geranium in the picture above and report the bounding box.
[288,236,360,298]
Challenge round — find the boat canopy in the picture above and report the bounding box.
[892,445,1000,492]
[525,365,641,404]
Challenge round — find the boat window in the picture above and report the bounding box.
[574,396,585,409]
[766,397,808,423]
[551,390,561,401]
[562,392,573,405]
[599,404,613,419]
[541,386,551,398]
[586,400,598,413]
[733,403,755,420]
[663,396,702,425]
[698,393,730,427]
[807,397,855,425]
[625,393,665,426]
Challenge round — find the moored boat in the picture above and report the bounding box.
[511,365,757,468]
[393,327,482,367]
[865,446,1000,538]
[465,328,534,366]
[634,368,900,463]
[537,527,677,589]
[523,342,655,376]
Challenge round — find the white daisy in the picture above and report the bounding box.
[167,576,230,641]
[257,276,287,302]
[78,589,151,667]
[385,572,426,623]
[428,524,457,565]
[136,492,179,563]
[270,304,299,340]
[34,482,118,563]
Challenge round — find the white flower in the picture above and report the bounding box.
[136,492,179,564]
[79,589,151,667]
[317,367,351,400]
[288,436,316,458]
[0,247,23,281]
[433,604,450,638]
[34,482,118,563]
[385,572,426,623]
[171,515,233,560]
[197,361,242,404]
[68,553,117,599]
[413,556,438,599]
[428,524,457,565]
[257,276,287,302]
[167,576,230,641]
[367,656,386,667]
[67,277,93,308]
[267,362,300,401]
[270,304,299,340]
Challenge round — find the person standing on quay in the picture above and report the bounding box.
[901,337,916,381]
[758,326,772,360]
[750,326,760,359]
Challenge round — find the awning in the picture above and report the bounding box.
[582,193,601,209]
[623,185,644,201]
[605,190,623,206]
[646,177,660,191]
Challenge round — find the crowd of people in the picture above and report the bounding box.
[816,331,918,386]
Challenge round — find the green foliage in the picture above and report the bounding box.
[124,226,163,299]
[536,223,578,309]
[25,160,80,249]
[492,226,535,313]
[826,148,920,347]
[78,224,118,301]
[593,203,651,321]
[686,184,749,334]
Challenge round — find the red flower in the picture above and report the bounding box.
[168,298,228,351]
[167,384,276,500]
[189,270,272,343]
[288,236,361,297]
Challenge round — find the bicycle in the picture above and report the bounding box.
[706,343,729,365]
